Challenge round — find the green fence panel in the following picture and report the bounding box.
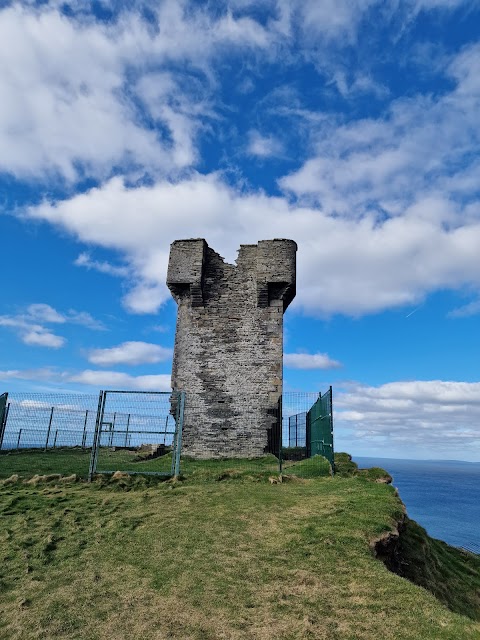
[306,387,334,469]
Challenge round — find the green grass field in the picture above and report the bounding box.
[0,451,479,639]
[0,447,332,481]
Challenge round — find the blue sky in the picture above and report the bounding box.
[1,0,480,461]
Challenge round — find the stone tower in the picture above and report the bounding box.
[167,238,297,458]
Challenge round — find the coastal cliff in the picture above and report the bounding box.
[0,450,479,639]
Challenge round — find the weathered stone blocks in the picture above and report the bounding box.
[167,238,297,458]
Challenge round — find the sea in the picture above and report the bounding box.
[354,456,480,553]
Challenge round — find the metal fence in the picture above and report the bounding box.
[88,390,184,480]
[0,392,101,451]
[285,387,334,468]
[0,388,334,480]
[178,390,334,479]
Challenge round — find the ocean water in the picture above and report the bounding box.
[354,456,480,552]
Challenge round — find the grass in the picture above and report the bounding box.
[396,518,480,622]
[0,447,93,479]
[0,447,332,481]
[0,451,479,639]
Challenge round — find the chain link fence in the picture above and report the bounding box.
[0,388,334,480]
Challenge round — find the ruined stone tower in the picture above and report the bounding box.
[167,239,297,458]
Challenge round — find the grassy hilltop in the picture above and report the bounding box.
[0,451,479,640]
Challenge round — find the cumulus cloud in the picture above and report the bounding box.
[280,46,480,216]
[0,2,274,181]
[1,0,466,183]
[87,341,172,366]
[0,366,171,392]
[284,352,342,369]
[0,304,104,347]
[335,380,480,458]
[3,1,480,323]
[0,316,65,349]
[26,163,480,317]
[21,328,66,349]
[68,370,171,391]
[26,303,65,324]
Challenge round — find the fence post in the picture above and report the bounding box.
[124,413,130,447]
[45,406,54,450]
[53,430,58,448]
[0,393,8,450]
[329,385,335,476]
[82,410,89,448]
[109,412,116,447]
[16,429,22,450]
[173,392,185,477]
[163,415,169,444]
[89,391,106,481]
[278,395,283,475]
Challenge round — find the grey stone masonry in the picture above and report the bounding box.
[167,238,297,459]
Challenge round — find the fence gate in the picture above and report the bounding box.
[306,386,334,467]
[88,390,185,480]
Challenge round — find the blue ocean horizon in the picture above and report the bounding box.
[354,456,480,553]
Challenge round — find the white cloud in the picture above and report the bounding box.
[22,328,66,349]
[0,0,473,184]
[0,366,171,392]
[5,4,480,320]
[447,299,480,318]
[247,130,283,157]
[284,352,342,369]
[334,380,480,459]
[328,71,389,99]
[69,370,171,391]
[0,303,104,347]
[66,310,106,331]
[122,282,168,315]
[27,303,65,323]
[280,42,480,217]
[0,316,65,349]
[0,2,274,181]
[0,367,59,382]
[88,341,172,366]
[74,252,129,277]
[26,165,480,317]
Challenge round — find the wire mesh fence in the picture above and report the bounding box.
[0,393,100,451]
[179,390,334,480]
[88,390,183,479]
[283,388,334,469]
[0,392,102,478]
[0,388,334,480]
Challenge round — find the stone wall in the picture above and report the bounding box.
[167,238,297,458]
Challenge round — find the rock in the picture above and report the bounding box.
[1,474,20,485]
[59,474,78,483]
[25,474,62,485]
[111,470,130,480]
